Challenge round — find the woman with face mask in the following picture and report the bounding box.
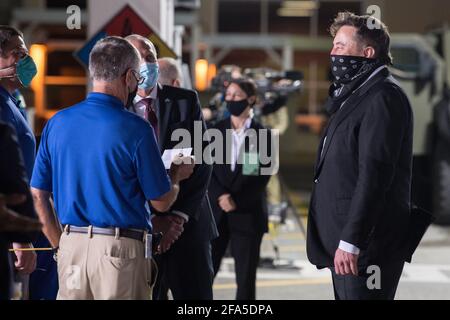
[208,78,273,300]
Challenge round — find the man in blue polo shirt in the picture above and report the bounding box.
[0,25,40,298]
[30,36,193,300]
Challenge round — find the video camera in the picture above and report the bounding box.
[210,65,303,104]
[205,66,303,125]
[243,68,303,101]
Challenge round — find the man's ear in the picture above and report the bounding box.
[124,69,133,87]
[363,46,376,59]
[172,79,181,88]
[248,96,256,105]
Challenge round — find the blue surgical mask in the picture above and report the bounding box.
[16,55,37,87]
[139,62,159,90]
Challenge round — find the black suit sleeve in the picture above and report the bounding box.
[207,122,230,205]
[340,85,412,249]
[0,122,39,243]
[170,91,213,221]
[209,169,229,197]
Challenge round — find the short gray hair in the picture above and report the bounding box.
[125,34,157,62]
[158,57,181,86]
[89,36,140,81]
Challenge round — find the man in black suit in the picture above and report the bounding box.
[0,121,41,299]
[307,12,413,300]
[126,34,218,300]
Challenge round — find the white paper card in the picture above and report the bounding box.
[161,148,193,169]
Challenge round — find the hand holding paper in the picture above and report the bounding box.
[165,148,195,183]
[162,148,193,169]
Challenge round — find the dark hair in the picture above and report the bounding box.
[0,26,23,57]
[228,78,257,98]
[330,11,393,65]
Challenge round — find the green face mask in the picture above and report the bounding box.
[15,55,37,87]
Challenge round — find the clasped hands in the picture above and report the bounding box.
[218,193,236,213]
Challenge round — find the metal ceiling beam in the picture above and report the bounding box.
[12,8,87,25]
[202,33,330,51]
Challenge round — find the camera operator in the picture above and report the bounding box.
[254,89,290,223]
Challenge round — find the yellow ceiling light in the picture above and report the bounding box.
[29,44,46,91]
[29,44,47,117]
[195,59,209,92]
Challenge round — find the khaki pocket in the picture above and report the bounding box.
[101,255,136,270]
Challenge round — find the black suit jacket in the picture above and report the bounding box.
[0,121,39,243]
[208,118,272,236]
[0,121,39,299]
[307,68,413,268]
[145,84,218,242]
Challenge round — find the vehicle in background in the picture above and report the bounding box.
[390,27,450,224]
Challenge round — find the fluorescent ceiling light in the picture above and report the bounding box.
[277,8,314,17]
[283,1,319,10]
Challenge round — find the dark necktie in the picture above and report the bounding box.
[140,98,158,140]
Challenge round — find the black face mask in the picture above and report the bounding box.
[330,54,378,85]
[126,84,138,109]
[226,99,249,116]
[325,54,383,115]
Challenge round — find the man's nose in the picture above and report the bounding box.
[330,47,337,55]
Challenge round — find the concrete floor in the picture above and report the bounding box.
[213,207,450,300]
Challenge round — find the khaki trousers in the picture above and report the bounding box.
[56,229,156,300]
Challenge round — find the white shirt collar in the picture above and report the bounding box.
[232,117,252,135]
[134,85,158,104]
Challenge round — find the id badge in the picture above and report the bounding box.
[242,152,259,176]
[145,233,152,259]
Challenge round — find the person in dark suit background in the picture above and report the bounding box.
[0,25,50,299]
[126,34,218,300]
[209,78,274,300]
[0,121,41,299]
[307,12,413,300]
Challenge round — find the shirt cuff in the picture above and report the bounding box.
[339,240,360,255]
[171,210,189,222]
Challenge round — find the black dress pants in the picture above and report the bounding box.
[152,236,214,300]
[212,216,263,300]
[0,247,12,300]
[330,260,405,300]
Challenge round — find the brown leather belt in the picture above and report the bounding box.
[64,225,146,242]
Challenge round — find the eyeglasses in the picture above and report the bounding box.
[130,69,145,85]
